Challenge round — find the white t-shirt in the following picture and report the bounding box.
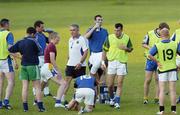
[67,36,88,66]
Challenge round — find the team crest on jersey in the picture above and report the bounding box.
[76,41,79,44]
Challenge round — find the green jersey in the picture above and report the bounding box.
[103,33,133,63]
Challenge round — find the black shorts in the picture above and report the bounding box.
[65,66,86,78]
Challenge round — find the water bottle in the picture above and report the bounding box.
[96,22,100,32]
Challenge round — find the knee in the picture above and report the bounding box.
[62,80,67,87]
[65,78,72,83]
[145,78,151,84]
[8,79,15,86]
[117,84,123,88]
[22,85,28,91]
[91,63,100,73]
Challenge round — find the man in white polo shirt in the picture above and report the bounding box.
[62,24,88,102]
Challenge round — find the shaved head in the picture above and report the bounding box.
[160,28,170,39]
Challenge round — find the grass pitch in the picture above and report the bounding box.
[0,0,180,115]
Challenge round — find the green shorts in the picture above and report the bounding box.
[20,65,40,81]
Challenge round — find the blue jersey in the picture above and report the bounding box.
[88,28,108,53]
[35,32,49,55]
[74,75,96,90]
[8,36,42,66]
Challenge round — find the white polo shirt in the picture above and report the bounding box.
[67,35,88,66]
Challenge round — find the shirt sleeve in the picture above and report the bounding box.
[105,29,108,37]
[8,41,20,53]
[45,37,49,44]
[6,32,14,45]
[103,37,110,52]
[142,34,149,45]
[127,38,133,48]
[149,45,158,56]
[35,40,43,55]
[81,37,88,51]
[49,44,56,53]
[86,28,93,38]
[177,43,180,55]
[74,78,78,88]
[86,28,92,33]
[74,82,78,88]
[42,33,49,44]
[171,33,176,41]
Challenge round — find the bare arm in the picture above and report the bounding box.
[83,23,99,39]
[142,43,151,50]
[8,44,20,69]
[80,49,88,64]
[75,49,88,70]
[101,51,107,70]
[148,54,162,68]
[102,51,107,62]
[10,53,22,60]
[119,44,133,52]
[50,52,60,72]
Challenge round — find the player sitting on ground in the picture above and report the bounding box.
[65,74,96,114]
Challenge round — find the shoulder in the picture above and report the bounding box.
[69,37,73,42]
[108,34,115,38]
[75,76,81,81]
[101,28,108,34]
[175,29,180,32]
[48,43,56,49]
[147,29,154,34]
[122,33,130,40]
[1,30,12,37]
[35,32,40,37]
[123,33,130,38]
[1,29,10,33]
[48,42,54,47]
[7,31,13,36]
[79,36,86,41]
[14,39,22,45]
[101,28,108,32]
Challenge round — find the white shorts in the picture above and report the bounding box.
[176,57,180,67]
[75,88,95,105]
[107,60,127,76]
[38,56,44,68]
[89,52,102,74]
[158,71,178,82]
[40,63,58,82]
[0,57,14,73]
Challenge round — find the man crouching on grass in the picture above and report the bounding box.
[65,74,96,114]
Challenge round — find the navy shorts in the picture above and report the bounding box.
[65,66,86,78]
[145,59,157,71]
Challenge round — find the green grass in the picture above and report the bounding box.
[0,0,180,115]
